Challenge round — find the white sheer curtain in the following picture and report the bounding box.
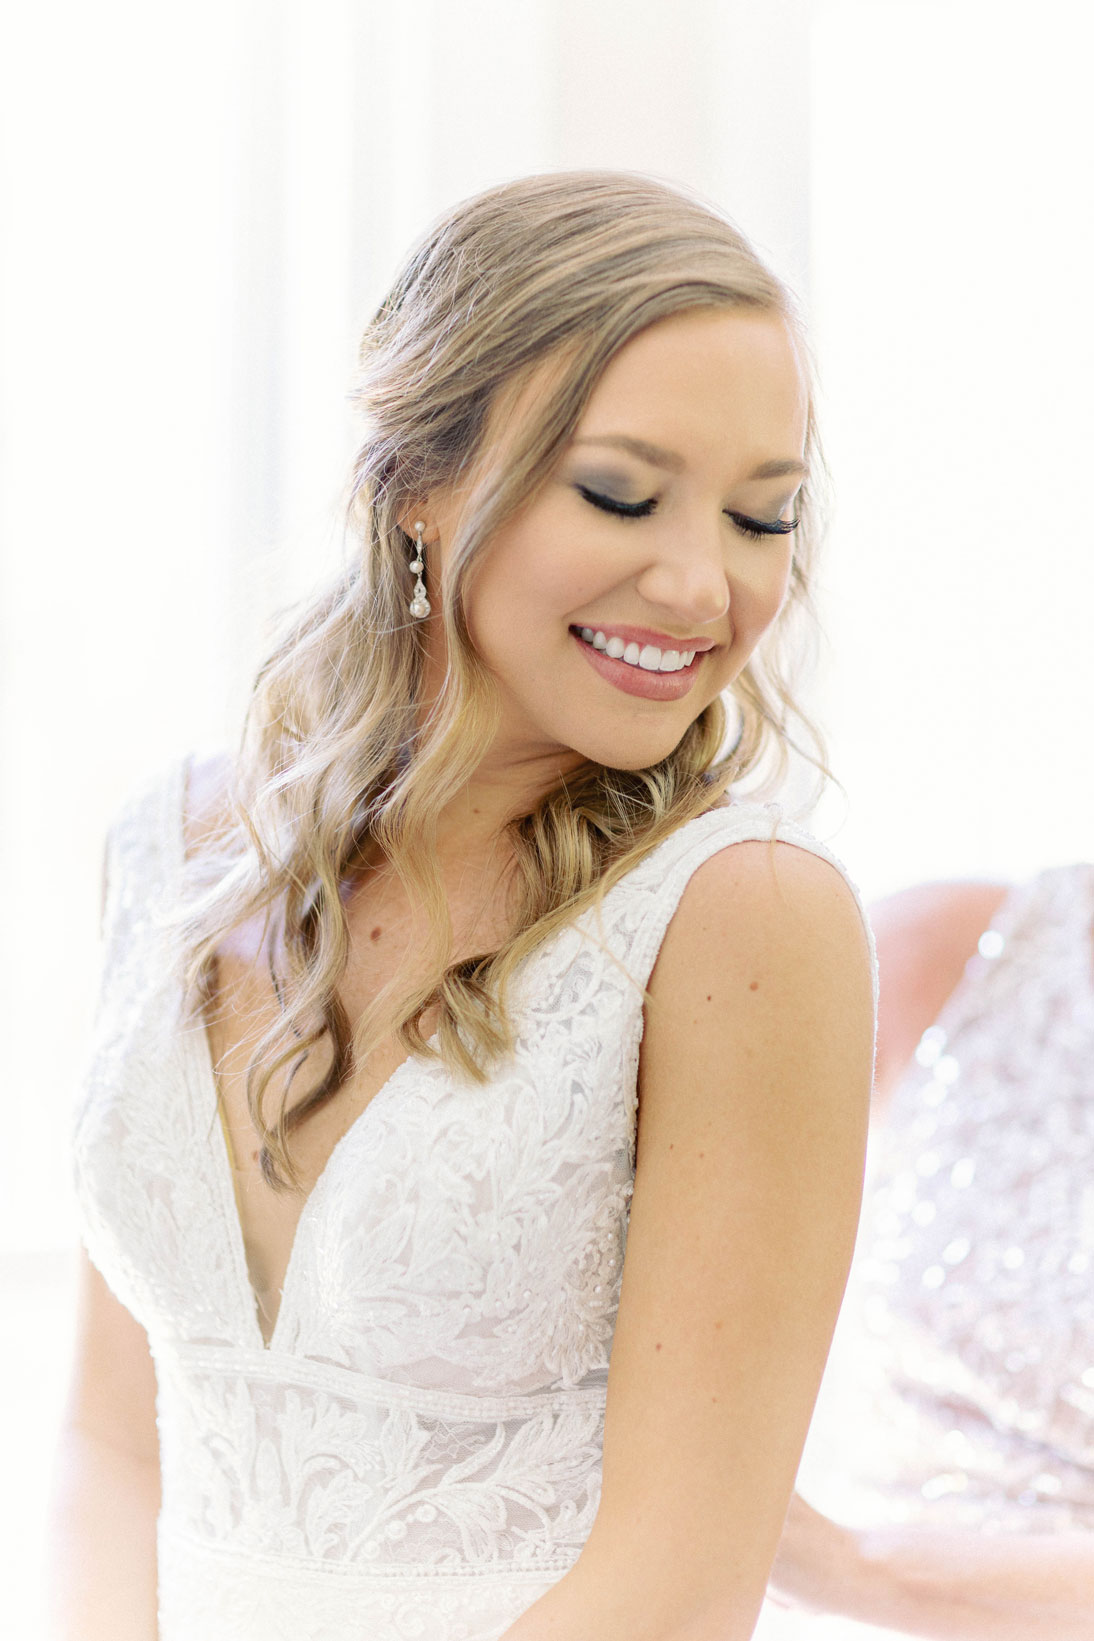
[810,0,1094,899]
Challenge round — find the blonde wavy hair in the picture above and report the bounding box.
[182,170,827,1188]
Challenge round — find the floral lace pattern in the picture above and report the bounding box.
[73,763,863,1640]
[830,866,1094,1533]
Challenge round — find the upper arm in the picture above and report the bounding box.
[62,1247,159,1466]
[580,842,875,1632]
[870,880,1010,1107]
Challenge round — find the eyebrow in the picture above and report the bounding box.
[570,435,807,482]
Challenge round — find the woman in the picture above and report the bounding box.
[767,874,1094,1637]
[52,171,875,1641]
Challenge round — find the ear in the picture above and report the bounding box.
[397,512,439,545]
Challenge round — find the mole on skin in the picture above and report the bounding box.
[370,927,382,942]
[749,980,760,992]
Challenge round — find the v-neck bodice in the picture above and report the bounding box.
[196,1009,435,1354]
[73,759,865,1641]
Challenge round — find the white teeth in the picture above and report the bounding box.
[575,627,702,672]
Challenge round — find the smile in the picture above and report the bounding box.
[568,625,713,704]
[575,627,697,673]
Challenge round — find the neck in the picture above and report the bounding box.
[432,743,590,861]
[414,625,589,858]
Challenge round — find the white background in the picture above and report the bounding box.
[1,2,1091,1632]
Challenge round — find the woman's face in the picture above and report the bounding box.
[431,305,808,776]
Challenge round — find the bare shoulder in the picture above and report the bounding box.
[640,837,875,1145]
[870,880,1011,1105]
[651,836,873,1003]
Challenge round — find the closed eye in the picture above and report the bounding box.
[578,485,798,537]
[577,485,658,519]
[727,511,799,540]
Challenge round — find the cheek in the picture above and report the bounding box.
[462,536,536,656]
[465,522,607,657]
[735,550,794,643]
[767,553,795,624]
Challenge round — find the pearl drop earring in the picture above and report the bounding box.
[408,521,431,619]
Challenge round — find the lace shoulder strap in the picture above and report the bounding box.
[592,801,875,1001]
[100,757,188,974]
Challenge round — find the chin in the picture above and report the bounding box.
[563,722,699,774]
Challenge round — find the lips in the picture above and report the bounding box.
[569,626,708,702]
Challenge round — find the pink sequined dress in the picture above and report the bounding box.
[753,865,1094,1640]
[826,864,1094,1534]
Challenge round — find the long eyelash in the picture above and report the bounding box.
[579,486,797,537]
[577,485,657,519]
[727,512,799,540]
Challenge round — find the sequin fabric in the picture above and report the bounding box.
[829,866,1094,1535]
[73,762,868,1641]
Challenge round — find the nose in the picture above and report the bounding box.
[634,529,731,627]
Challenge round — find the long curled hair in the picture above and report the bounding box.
[181,170,827,1188]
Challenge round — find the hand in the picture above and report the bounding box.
[767,1493,858,1613]
[769,1492,1094,1640]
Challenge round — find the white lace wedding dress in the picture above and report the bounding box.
[73,761,859,1641]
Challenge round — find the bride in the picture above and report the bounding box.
[52,170,875,1641]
